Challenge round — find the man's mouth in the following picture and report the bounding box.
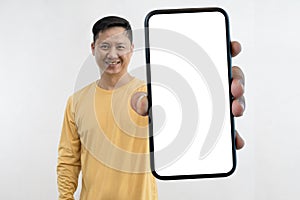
[106,60,121,66]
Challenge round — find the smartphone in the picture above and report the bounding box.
[144,7,236,180]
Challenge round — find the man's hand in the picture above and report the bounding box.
[131,92,148,116]
[231,41,245,150]
[132,41,246,149]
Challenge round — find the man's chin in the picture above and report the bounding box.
[105,63,121,71]
[103,68,123,76]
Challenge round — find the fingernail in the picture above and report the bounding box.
[238,98,245,110]
[238,79,245,89]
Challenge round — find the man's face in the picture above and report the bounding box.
[91,27,133,76]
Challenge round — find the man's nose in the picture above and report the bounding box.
[107,47,118,59]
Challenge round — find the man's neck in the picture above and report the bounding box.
[98,73,133,90]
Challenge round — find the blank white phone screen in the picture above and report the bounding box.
[146,9,235,178]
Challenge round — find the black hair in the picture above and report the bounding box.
[92,16,132,43]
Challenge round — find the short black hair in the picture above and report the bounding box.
[92,16,132,43]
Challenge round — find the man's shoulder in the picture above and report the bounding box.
[73,81,96,96]
[68,81,96,104]
[131,78,147,92]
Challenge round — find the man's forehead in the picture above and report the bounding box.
[98,28,130,43]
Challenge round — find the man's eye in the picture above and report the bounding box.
[99,44,109,50]
[117,45,125,50]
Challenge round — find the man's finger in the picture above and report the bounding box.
[232,96,245,117]
[231,41,242,57]
[231,66,245,99]
[232,66,245,86]
[235,130,245,150]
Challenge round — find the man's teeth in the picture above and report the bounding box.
[108,61,120,65]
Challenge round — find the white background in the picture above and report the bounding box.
[0,0,299,199]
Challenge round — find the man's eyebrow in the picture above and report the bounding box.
[98,41,110,45]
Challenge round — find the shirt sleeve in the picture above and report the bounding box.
[57,96,81,200]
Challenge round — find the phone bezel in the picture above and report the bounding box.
[144,7,236,180]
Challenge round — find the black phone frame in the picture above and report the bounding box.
[144,7,236,180]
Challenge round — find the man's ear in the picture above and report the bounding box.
[128,44,134,57]
[91,42,95,56]
[130,43,134,53]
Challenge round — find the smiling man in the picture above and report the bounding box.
[92,25,134,89]
[57,16,245,200]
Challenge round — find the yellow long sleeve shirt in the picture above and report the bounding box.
[57,78,158,200]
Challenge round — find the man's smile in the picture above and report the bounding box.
[105,60,121,66]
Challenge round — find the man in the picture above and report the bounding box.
[57,16,245,200]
